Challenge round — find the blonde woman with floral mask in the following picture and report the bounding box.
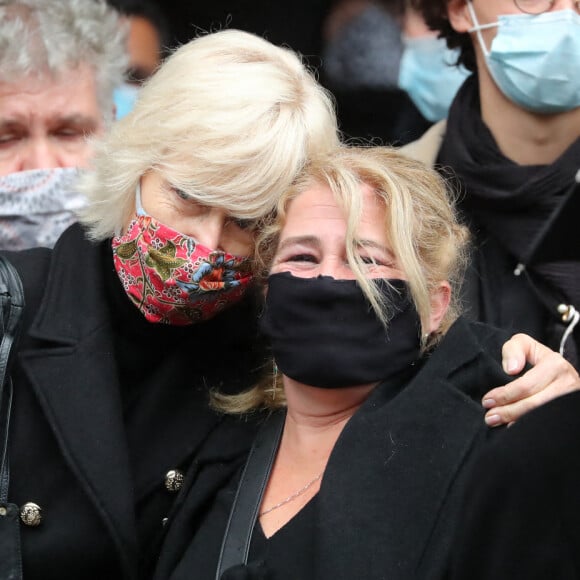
[0,28,339,580]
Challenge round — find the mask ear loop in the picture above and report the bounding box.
[114,177,146,237]
[135,178,148,217]
[466,1,499,58]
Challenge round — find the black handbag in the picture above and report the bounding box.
[0,255,25,580]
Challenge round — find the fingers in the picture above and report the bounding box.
[501,333,540,375]
[485,349,570,407]
[483,334,580,427]
[484,378,580,427]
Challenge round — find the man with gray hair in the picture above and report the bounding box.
[0,0,126,249]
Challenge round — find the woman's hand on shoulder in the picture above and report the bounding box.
[482,333,580,427]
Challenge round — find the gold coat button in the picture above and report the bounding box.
[164,469,184,492]
[20,502,42,527]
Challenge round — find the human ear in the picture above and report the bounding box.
[427,281,451,334]
[447,0,473,33]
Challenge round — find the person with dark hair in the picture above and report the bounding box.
[107,0,171,118]
[403,0,580,376]
[409,0,476,71]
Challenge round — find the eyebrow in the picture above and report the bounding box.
[356,239,394,258]
[276,235,321,252]
[0,114,98,128]
[0,120,24,132]
[48,115,99,131]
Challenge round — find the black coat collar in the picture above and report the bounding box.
[20,225,138,573]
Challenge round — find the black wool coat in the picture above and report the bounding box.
[449,390,580,580]
[2,224,265,580]
[153,318,512,580]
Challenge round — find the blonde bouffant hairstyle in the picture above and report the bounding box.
[77,29,339,240]
[214,145,470,413]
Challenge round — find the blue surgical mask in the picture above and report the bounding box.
[113,82,140,120]
[398,36,470,122]
[468,4,580,113]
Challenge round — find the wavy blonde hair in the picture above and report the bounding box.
[213,145,470,414]
[77,29,339,240]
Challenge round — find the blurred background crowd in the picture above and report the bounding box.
[0,0,468,250]
[113,0,459,143]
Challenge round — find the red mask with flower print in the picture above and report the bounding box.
[112,186,254,325]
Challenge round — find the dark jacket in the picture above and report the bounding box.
[401,121,580,368]
[449,390,580,580]
[153,318,511,580]
[2,224,264,580]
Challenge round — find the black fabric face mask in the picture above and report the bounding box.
[259,272,423,388]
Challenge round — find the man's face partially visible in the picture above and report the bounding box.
[0,64,105,175]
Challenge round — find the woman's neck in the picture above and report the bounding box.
[281,376,376,464]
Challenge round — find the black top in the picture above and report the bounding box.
[246,497,317,580]
[168,463,317,580]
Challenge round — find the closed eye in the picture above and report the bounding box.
[230,218,255,231]
[0,132,19,145]
[0,123,24,146]
[53,128,84,139]
[361,256,378,265]
[173,187,190,201]
[287,253,317,263]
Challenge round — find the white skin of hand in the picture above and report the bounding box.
[482,334,580,427]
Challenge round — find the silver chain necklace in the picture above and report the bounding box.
[259,473,322,517]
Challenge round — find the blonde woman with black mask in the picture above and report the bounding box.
[153,146,580,580]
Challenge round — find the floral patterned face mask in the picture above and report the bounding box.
[111,184,254,325]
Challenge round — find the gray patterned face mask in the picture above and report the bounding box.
[0,167,86,250]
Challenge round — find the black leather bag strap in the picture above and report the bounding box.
[215,410,285,579]
[0,255,25,580]
[0,254,24,500]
